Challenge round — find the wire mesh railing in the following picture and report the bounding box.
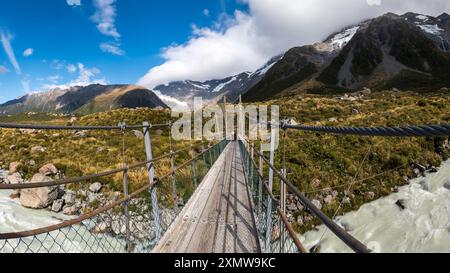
[238,139,307,253]
[0,120,228,253]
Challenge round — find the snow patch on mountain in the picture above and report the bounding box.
[212,77,237,93]
[418,24,444,35]
[329,26,360,49]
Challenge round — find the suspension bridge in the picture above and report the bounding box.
[0,118,449,254]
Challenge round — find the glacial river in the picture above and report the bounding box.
[1,159,449,253]
[300,159,450,253]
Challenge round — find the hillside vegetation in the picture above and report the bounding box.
[0,91,449,233]
[263,90,449,232]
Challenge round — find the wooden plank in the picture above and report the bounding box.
[154,142,260,253]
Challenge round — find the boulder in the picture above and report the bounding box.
[9,145,17,150]
[351,108,360,115]
[89,182,102,193]
[443,181,450,191]
[392,88,400,92]
[63,205,79,216]
[395,200,406,210]
[9,162,21,174]
[9,190,20,199]
[93,222,109,233]
[62,192,76,205]
[365,192,375,200]
[361,88,372,95]
[296,216,304,226]
[20,174,58,209]
[31,145,46,154]
[19,129,39,135]
[6,173,24,185]
[51,199,64,212]
[328,117,338,123]
[39,163,58,176]
[73,130,89,138]
[311,199,322,210]
[324,195,334,204]
[342,197,351,204]
[311,178,321,188]
[287,202,298,212]
[132,130,144,139]
[439,87,449,92]
[155,129,164,136]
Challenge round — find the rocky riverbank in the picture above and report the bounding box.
[282,160,447,230]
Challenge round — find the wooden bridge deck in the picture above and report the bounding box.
[154,141,261,253]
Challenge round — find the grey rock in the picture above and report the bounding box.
[30,145,46,154]
[51,199,64,212]
[395,199,406,210]
[89,182,102,193]
[39,163,58,176]
[342,197,351,204]
[63,205,79,216]
[311,199,322,210]
[20,174,58,209]
[351,108,360,115]
[324,195,334,204]
[73,130,89,138]
[287,202,298,212]
[9,162,21,174]
[296,216,304,226]
[6,173,24,185]
[63,192,76,205]
[365,192,375,200]
[132,130,144,139]
[443,181,450,191]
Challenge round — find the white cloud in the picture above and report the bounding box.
[203,9,210,17]
[91,0,125,56]
[0,65,9,74]
[43,63,106,90]
[23,48,34,57]
[67,0,81,6]
[66,64,77,73]
[100,42,125,55]
[91,0,120,40]
[138,0,450,89]
[0,31,21,74]
[22,75,31,93]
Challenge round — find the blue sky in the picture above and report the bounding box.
[1,0,449,104]
[0,0,246,102]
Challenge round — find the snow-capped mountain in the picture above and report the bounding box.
[243,12,450,102]
[153,55,283,105]
[403,12,450,52]
[0,84,168,115]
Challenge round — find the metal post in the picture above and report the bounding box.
[258,143,263,216]
[280,130,287,253]
[265,125,276,253]
[280,168,286,253]
[170,151,177,209]
[208,146,213,167]
[250,144,254,191]
[123,166,131,252]
[143,122,161,241]
[191,145,197,187]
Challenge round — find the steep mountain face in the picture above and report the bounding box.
[243,12,450,102]
[318,13,450,90]
[243,25,362,101]
[0,84,168,115]
[153,55,283,104]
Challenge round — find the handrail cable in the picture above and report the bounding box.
[0,140,225,240]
